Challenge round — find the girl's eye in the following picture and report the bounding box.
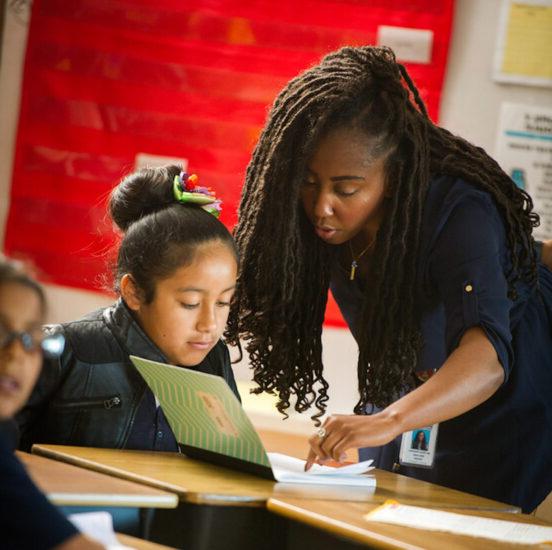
[336,188,357,197]
[216,301,231,308]
[302,180,317,187]
[180,303,199,310]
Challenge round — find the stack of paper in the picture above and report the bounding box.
[268,453,375,486]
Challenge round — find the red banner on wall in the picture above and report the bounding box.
[4,0,454,326]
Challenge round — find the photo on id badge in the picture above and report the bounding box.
[399,424,438,468]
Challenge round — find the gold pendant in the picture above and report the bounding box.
[350,260,358,281]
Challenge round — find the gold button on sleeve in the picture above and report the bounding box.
[465,284,473,292]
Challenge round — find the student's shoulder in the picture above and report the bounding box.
[47,305,126,365]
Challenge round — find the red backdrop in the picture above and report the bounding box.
[4,0,454,326]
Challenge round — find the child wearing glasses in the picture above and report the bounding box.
[0,256,102,549]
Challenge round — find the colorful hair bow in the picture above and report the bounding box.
[173,171,222,218]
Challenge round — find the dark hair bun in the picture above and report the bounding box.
[109,164,182,232]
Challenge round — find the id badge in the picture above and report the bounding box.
[399,424,438,468]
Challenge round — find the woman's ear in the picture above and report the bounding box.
[120,274,142,311]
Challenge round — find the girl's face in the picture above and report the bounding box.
[0,282,44,419]
[128,241,237,367]
[301,126,388,245]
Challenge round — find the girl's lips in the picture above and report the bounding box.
[315,226,337,240]
[0,375,20,395]
[188,341,213,350]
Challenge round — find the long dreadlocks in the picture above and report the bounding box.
[226,46,538,423]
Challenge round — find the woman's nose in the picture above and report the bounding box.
[312,191,334,219]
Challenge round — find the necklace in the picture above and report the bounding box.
[348,238,375,281]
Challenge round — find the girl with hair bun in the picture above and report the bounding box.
[17,164,240,452]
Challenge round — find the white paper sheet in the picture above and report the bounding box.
[268,452,375,486]
[69,512,134,549]
[365,502,552,545]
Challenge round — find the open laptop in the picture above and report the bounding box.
[129,355,374,486]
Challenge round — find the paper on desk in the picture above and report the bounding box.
[364,501,552,545]
[69,512,134,549]
[268,452,375,486]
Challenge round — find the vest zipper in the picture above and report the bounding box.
[52,395,122,410]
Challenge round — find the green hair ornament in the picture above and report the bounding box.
[173,172,222,218]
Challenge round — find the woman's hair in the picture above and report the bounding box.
[0,255,46,315]
[109,164,237,302]
[227,46,538,422]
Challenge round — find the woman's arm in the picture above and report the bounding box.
[541,240,552,270]
[305,326,504,468]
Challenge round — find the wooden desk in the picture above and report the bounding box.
[267,497,552,550]
[117,533,176,549]
[32,445,521,550]
[32,445,275,507]
[31,445,518,512]
[17,451,178,509]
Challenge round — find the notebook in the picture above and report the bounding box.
[129,355,375,486]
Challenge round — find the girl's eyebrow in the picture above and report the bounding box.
[330,175,365,182]
[177,285,236,293]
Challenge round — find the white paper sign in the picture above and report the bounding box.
[135,153,188,171]
[495,102,552,240]
[377,26,433,64]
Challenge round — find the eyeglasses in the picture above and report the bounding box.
[0,323,65,357]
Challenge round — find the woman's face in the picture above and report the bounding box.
[300,126,388,245]
[0,282,44,419]
[129,241,237,367]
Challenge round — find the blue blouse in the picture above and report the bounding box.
[331,176,552,512]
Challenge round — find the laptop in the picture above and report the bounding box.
[130,355,374,486]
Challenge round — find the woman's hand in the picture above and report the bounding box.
[305,411,401,471]
[304,327,503,471]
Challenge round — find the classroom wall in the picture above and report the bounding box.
[1,0,551,434]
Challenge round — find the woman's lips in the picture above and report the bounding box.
[315,226,337,240]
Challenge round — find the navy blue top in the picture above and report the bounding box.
[0,429,78,549]
[331,177,552,512]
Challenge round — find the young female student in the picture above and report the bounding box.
[0,256,102,549]
[227,46,552,512]
[18,165,239,452]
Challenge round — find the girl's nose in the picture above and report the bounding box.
[196,307,217,333]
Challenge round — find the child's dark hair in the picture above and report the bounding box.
[0,255,46,315]
[227,46,538,423]
[110,164,237,303]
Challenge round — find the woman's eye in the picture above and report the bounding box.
[302,180,317,187]
[216,301,231,308]
[180,303,199,310]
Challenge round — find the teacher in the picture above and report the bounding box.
[227,46,552,512]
